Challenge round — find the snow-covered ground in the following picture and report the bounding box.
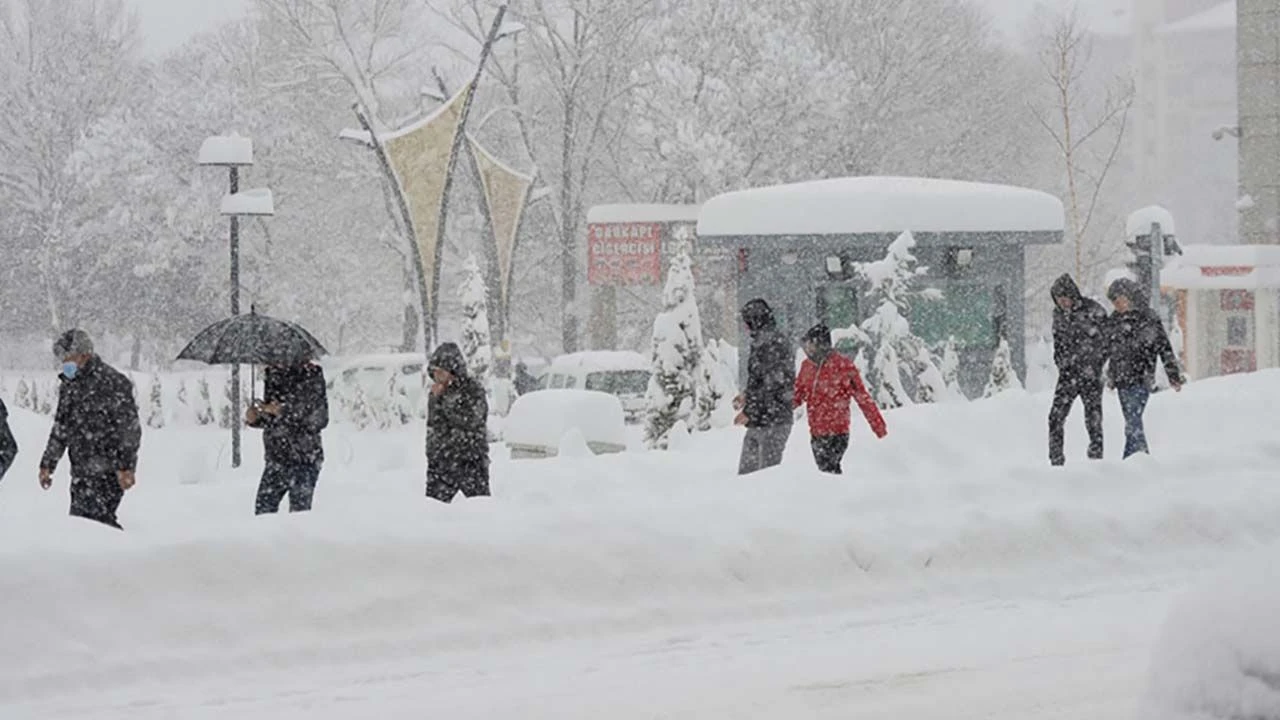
[3,370,1280,718]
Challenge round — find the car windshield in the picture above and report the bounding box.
[585,370,649,395]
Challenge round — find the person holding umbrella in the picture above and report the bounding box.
[176,308,330,514]
[426,342,490,503]
[245,360,329,514]
[39,329,141,530]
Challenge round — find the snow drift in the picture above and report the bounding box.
[3,370,1280,701]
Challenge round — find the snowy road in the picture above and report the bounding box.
[4,577,1176,719]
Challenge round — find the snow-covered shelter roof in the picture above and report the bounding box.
[696,176,1065,243]
[221,188,275,216]
[1127,205,1176,237]
[1162,244,1280,290]
[586,204,701,225]
[198,135,254,166]
[1158,1,1235,35]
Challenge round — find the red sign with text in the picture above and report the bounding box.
[587,222,663,286]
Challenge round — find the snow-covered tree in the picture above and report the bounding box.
[146,375,165,429]
[16,380,33,411]
[459,253,493,384]
[984,337,1023,397]
[645,245,704,449]
[695,340,735,431]
[195,376,215,426]
[939,336,966,401]
[854,231,945,408]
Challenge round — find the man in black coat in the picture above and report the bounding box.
[733,298,795,475]
[39,329,141,530]
[426,342,490,503]
[1048,273,1110,465]
[1106,278,1183,458]
[246,362,329,514]
[0,398,17,482]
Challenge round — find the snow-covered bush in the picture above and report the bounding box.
[459,253,493,385]
[146,374,165,429]
[939,336,966,401]
[695,339,735,430]
[983,337,1022,397]
[195,376,215,426]
[1025,336,1057,393]
[644,242,704,449]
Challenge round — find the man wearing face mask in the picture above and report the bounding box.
[38,329,142,530]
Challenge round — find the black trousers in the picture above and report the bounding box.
[70,474,124,530]
[810,434,850,474]
[426,469,490,503]
[256,462,321,514]
[1048,372,1104,465]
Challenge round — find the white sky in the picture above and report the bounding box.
[127,0,1127,57]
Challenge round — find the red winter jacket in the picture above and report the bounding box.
[793,352,888,439]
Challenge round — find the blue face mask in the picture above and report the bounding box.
[61,362,78,380]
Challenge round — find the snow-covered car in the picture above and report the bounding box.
[536,351,650,423]
[1137,550,1280,720]
[504,389,628,459]
[327,353,427,410]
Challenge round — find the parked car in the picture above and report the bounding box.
[327,353,427,412]
[536,351,650,423]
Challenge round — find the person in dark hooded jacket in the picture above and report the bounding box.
[1048,273,1110,465]
[426,342,490,502]
[246,361,329,514]
[1105,277,1183,458]
[733,299,795,475]
[0,398,17,482]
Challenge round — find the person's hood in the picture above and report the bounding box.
[1050,273,1083,304]
[741,298,777,334]
[1107,277,1147,307]
[429,342,468,377]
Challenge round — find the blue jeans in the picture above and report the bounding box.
[255,462,321,514]
[1117,385,1151,458]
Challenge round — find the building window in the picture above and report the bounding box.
[909,283,994,349]
[1226,316,1249,347]
[1221,289,1254,311]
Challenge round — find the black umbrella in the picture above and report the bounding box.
[177,309,328,367]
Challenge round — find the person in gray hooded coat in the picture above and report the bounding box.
[733,299,795,475]
[0,399,16,482]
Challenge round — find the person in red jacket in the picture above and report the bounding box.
[793,324,888,474]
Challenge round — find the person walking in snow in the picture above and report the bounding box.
[513,361,539,396]
[38,330,141,530]
[1105,278,1183,458]
[733,299,795,475]
[246,361,329,514]
[426,342,490,502]
[1048,273,1110,466]
[0,398,17,482]
[793,324,887,474]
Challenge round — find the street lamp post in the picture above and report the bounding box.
[198,134,274,468]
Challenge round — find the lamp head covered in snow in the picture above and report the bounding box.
[53,329,95,380]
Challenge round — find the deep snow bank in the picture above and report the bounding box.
[3,371,1280,697]
[1138,548,1280,720]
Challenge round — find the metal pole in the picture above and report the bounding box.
[433,3,510,344]
[1150,222,1164,312]
[352,104,433,355]
[230,166,242,469]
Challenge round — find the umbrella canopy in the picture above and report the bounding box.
[177,311,327,366]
